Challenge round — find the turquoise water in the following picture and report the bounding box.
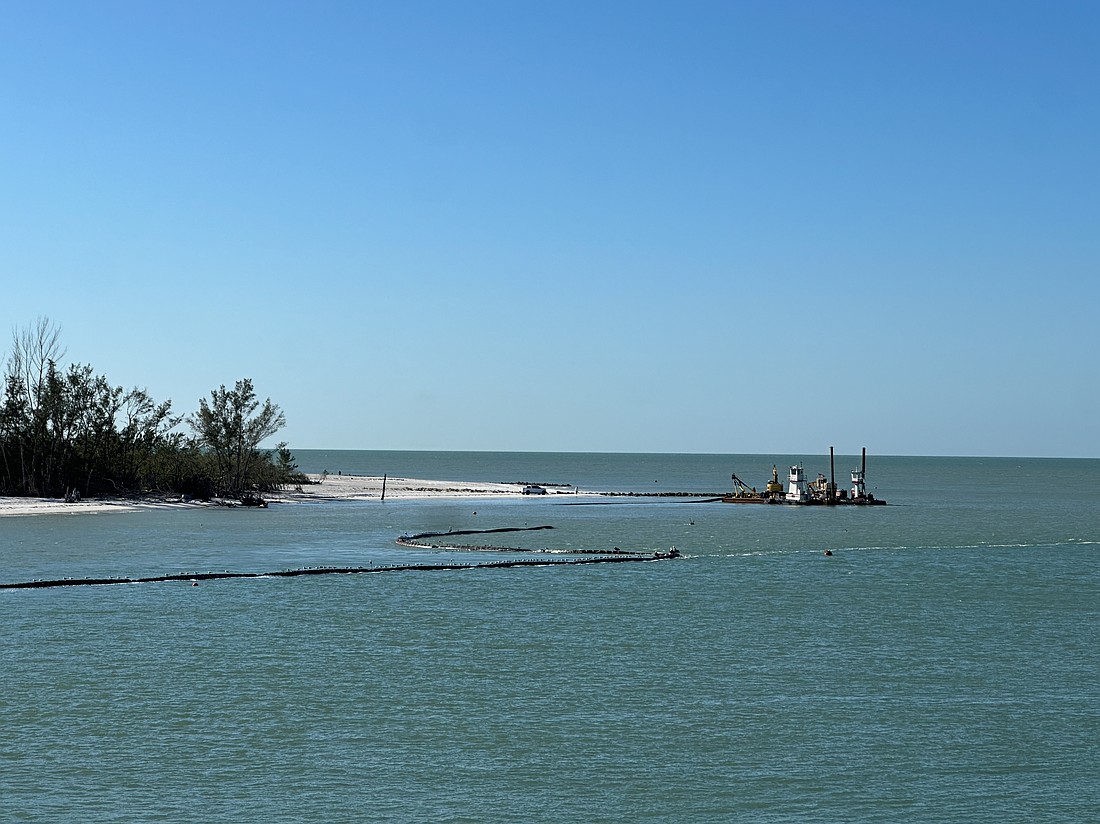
[2,452,1098,822]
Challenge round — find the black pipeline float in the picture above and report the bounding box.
[1,526,682,591]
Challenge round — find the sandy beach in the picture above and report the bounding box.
[0,474,576,517]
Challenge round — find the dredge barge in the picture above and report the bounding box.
[722,447,886,506]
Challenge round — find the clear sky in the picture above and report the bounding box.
[2,1,1097,457]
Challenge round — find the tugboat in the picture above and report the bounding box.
[786,463,810,503]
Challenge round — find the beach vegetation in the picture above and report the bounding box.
[188,379,291,496]
[0,318,304,501]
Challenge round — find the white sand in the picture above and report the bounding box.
[273,474,539,501]
[0,474,577,517]
[0,496,205,517]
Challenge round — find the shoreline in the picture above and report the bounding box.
[0,474,582,517]
[0,473,726,517]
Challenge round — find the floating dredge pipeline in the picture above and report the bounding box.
[2,526,681,591]
[395,524,636,554]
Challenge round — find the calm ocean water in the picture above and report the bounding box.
[2,451,1098,822]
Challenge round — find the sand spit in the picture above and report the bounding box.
[275,473,547,502]
[0,473,722,517]
[0,474,576,517]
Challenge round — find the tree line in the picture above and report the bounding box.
[0,318,307,500]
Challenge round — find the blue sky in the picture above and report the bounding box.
[2,1,1097,457]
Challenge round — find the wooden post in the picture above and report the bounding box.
[381,473,387,501]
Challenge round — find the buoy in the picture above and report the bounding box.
[823,550,833,556]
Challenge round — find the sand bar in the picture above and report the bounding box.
[0,474,575,517]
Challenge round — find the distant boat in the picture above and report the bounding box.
[723,448,887,506]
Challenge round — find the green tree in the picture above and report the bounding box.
[188,378,286,495]
[2,320,296,501]
[0,371,30,494]
[1,317,65,495]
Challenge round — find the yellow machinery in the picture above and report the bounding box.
[765,465,784,496]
